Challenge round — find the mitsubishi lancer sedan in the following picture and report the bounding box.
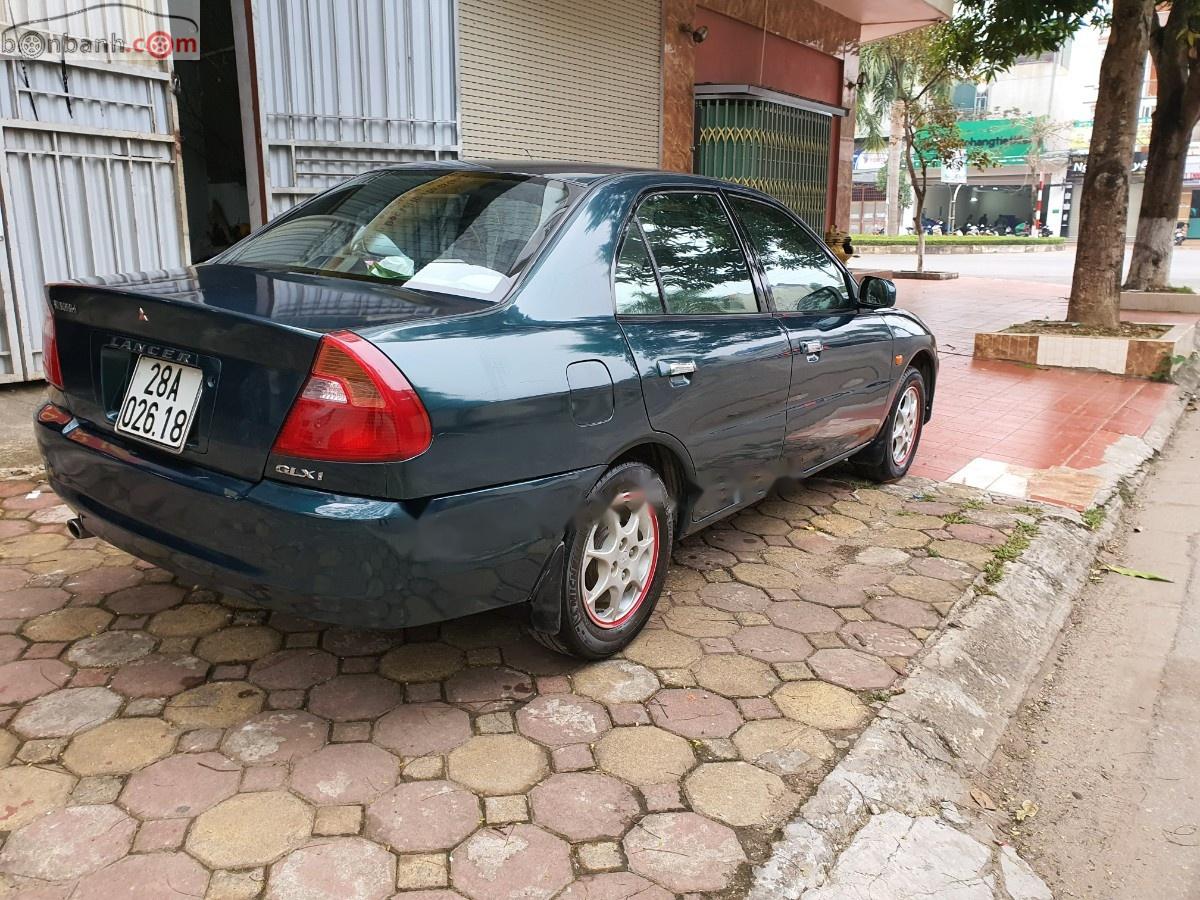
[36,161,936,659]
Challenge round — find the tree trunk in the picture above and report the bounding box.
[885,102,903,235]
[902,106,927,273]
[1125,8,1200,291]
[1066,0,1154,329]
[914,195,926,272]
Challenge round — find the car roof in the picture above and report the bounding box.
[376,158,682,186]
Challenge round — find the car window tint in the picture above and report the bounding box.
[730,197,851,312]
[614,223,664,314]
[222,171,576,301]
[636,192,757,315]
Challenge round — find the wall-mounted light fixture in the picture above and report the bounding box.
[845,73,866,92]
[679,23,708,43]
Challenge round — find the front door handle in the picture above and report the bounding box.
[657,359,697,378]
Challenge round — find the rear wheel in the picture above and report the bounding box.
[853,367,926,482]
[535,461,674,659]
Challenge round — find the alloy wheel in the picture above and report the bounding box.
[580,491,659,628]
[891,384,921,466]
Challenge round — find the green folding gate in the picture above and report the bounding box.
[694,97,832,231]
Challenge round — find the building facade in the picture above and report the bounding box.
[0,0,949,383]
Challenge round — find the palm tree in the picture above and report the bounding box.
[857,47,904,235]
[858,29,963,270]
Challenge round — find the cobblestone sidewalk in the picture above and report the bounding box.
[0,471,1035,899]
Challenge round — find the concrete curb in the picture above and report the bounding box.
[751,374,1198,898]
[854,243,1067,255]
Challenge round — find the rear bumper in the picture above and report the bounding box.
[37,411,602,629]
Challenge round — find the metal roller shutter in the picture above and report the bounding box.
[245,0,459,221]
[0,49,187,383]
[458,0,662,166]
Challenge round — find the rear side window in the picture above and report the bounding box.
[635,192,758,315]
[614,224,665,314]
[730,196,851,312]
[221,171,576,301]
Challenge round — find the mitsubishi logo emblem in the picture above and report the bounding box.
[137,307,149,322]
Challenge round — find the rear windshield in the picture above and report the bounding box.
[220,170,577,301]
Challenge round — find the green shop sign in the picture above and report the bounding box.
[917,118,1034,168]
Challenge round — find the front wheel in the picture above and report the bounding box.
[853,367,926,482]
[534,461,675,659]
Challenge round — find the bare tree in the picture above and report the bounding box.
[1125,2,1200,291]
[1067,0,1155,328]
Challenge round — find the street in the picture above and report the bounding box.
[856,243,1200,288]
[984,403,1200,899]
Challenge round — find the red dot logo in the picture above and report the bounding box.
[145,30,172,60]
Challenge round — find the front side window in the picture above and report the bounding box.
[635,192,758,315]
[221,171,575,301]
[730,196,851,312]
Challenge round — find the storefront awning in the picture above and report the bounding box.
[812,0,953,40]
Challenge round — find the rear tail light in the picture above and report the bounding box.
[272,331,432,463]
[42,308,63,389]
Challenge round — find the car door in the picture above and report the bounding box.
[614,190,791,523]
[726,194,894,474]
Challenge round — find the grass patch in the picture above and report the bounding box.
[984,521,1039,584]
[961,498,986,511]
[863,689,897,703]
[1163,285,1196,294]
[1081,507,1106,530]
[853,234,1066,247]
[942,512,969,525]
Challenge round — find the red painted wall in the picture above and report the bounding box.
[693,8,843,109]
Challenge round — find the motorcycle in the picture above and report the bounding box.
[1176,224,1187,246]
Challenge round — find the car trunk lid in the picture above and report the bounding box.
[47,263,486,483]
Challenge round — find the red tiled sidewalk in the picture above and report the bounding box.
[894,277,1183,505]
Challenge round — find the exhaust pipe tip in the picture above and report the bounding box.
[66,517,91,540]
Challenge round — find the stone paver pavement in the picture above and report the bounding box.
[0,471,1036,898]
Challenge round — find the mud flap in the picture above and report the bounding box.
[528,541,566,633]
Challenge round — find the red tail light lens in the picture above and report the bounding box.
[42,309,63,389]
[272,331,432,463]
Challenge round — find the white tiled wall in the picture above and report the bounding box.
[1036,336,1128,374]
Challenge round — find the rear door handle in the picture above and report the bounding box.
[657,359,697,377]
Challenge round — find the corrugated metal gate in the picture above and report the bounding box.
[694,96,833,231]
[246,0,459,221]
[0,22,187,382]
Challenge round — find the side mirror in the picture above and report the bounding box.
[859,275,896,309]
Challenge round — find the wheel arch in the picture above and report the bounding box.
[608,439,695,533]
[908,349,937,421]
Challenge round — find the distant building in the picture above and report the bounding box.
[852,22,1199,239]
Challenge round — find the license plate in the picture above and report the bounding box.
[115,356,204,452]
